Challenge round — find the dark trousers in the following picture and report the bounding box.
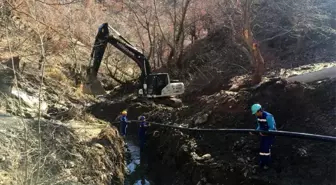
[120,122,128,136]
[139,133,146,150]
[259,136,275,167]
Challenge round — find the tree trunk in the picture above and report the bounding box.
[252,44,265,84]
[242,0,264,85]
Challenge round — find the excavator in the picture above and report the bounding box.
[83,23,185,106]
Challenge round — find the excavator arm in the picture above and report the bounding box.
[87,23,151,89]
[84,23,185,106]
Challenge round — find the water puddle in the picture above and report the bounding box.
[124,137,153,185]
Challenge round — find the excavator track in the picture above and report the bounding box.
[152,97,183,108]
[134,96,183,108]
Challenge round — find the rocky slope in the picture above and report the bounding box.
[0,11,127,185]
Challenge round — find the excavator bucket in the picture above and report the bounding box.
[82,77,106,96]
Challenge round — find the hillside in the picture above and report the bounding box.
[0,0,336,185]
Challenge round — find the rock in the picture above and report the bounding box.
[201,154,211,160]
[243,170,248,177]
[11,87,48,113]
[50,153,57,160]
[64,169,72,176]
[297,147,308,157]
[237,157,245,163]
[93,143,104,150]
[68,176,78,183]
[100,174,107,181]
[67,161,75,168]
[191,152,212,161]
[24,107,39,117]
[83,176,92,182]
[229,84,240,91]
[195,113,209,124]
[301,66,312,70]
[0,56,20,94]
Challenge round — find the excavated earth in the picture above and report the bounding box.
[89,78,336,185]
[0,110,126,185]
[82,25,336,185]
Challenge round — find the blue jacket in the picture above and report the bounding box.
[139,121,149,137]
[120,115,128,125]
[255,111,276,131]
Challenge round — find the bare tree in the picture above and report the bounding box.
[119,0,197,72]
[254,0,336,59]
[241,0,265,84]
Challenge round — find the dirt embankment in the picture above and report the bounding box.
[145,79,336,185]
[0,18,126,185]
[0,10,131,185]
[89,78,336,185]
[0,111,126,185]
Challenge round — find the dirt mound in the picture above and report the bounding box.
[34,121,125,185]
[87,97,158,123]
[144,79,335,185]
[0,113,125,185]
[177,28,251,95]
[85,127,126,185]
[147,78,335,132]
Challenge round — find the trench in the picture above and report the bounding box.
[110,119,336,185]
[123,135,153,185]
[112,121,177,185]
[112,122,167,185]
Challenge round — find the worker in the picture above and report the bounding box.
[120,110,129,137]
[250,103,277,170]
[138,115,150,151]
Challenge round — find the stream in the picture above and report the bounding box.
[124,136,153,185]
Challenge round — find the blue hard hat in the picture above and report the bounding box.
[251,104,262,114]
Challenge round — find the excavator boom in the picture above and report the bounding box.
[85,23,151,95]
[83,23,185,107]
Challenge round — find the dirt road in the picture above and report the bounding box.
[286,66,336,83]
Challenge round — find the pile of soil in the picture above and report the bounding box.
[145,78,336,185]
[89,78,336,185]
[176,27,252,95]
[0,113,125,185]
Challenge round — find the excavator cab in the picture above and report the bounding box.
[140,73,184,97]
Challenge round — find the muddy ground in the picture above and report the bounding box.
[89,77,336,185]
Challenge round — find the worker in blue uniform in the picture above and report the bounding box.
[138,115,150,151]
[251,103,277,170]
[120,110,129,137]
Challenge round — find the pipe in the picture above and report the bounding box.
[111,120,336,143]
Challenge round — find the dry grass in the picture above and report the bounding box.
[0,111,125,185]
[44,67,68,83]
